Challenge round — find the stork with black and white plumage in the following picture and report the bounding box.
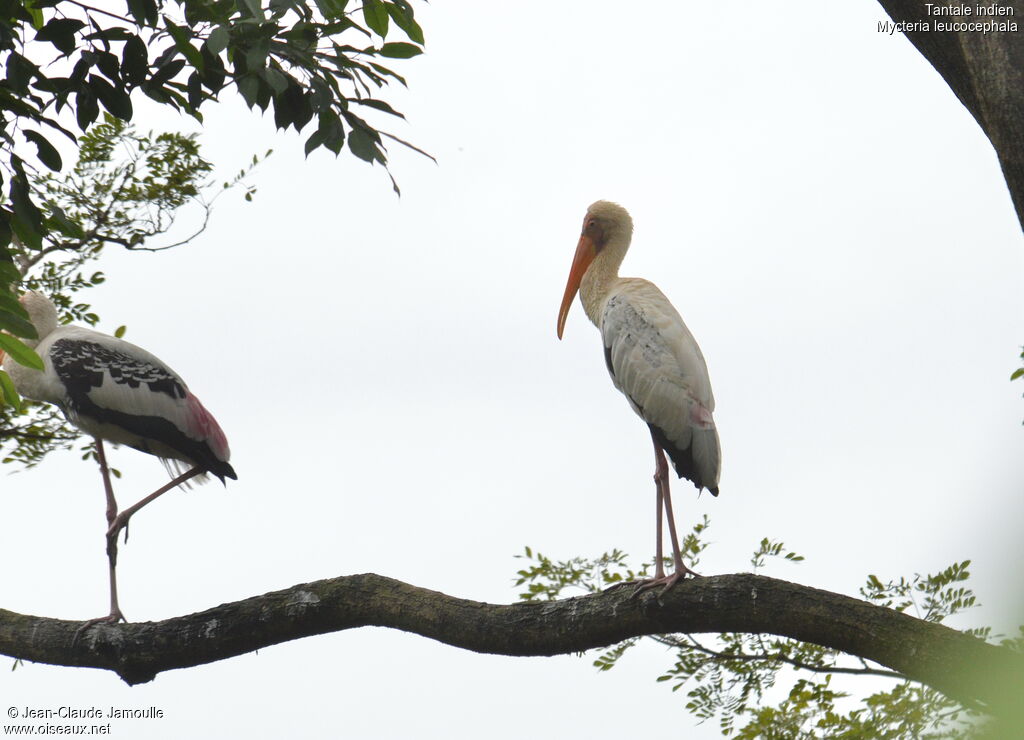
[1,291,236,623]
[557,201,721,593]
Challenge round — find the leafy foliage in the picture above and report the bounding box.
[515,521,1022,737]
[0,116,262,467]
[514,515,712,601]
[0,0,427,359]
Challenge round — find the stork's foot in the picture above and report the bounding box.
[628,565,702,598]
[71,609,126,646]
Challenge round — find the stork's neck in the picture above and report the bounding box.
[579,236,629,326]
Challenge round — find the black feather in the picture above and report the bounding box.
[648,422,718,496]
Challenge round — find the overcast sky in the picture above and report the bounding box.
[2,1,1022,738]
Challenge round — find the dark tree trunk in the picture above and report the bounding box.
[878,0,1024,230]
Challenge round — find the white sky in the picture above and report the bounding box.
[2,1,1023,738]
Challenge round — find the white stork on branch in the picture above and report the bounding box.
[557,201,721,592]
[1,291,236,623]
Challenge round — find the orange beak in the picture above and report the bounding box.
[556,233,597,339]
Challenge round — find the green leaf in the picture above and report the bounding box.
[385,0,424,44]
[187,71,203,109]
[11,175,44,235]
[88,75,133,121]
[0,310,37,339]
[238,75,260,107]
[378,42,421,59]
[362,0,389,37]
[146,59,187,88]
[7,216,41,253]
[206,26,230,55]
[199,47,227,92]
[317,111,344,154]
[313,0,347,19]
[24,0,44,30]
[304,129,326,156]
[347,125,380,162]
[245,38,271,72]
[126,0,159,26]
[121,35,148,86]
[5,51,38,94]
[114,325,127,339]
[357,98,404,117]
[35,18,86,55]
[93,50,122,84]
[240,0,266,22]
[1012,368,1024,381]
[0,370,21,409]
[75,88,100,130]
[262,67,288,95]
[368,61,406,86]
[165,20,204,73]
[0,335,43,370]
[0,292,25,317]
[22,130,62,171]
[46,206,85,239]
[84,27,134,43]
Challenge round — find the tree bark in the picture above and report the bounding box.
[878,0,1024,230]
[1,573,1020,716]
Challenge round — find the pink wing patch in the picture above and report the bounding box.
[185,391,231,461]
[689,402,715,430]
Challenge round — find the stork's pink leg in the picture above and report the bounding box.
[78,462,201,635]
[94,438,117,530]
[606,445,668,593]
[73,438,127,635]
[108,467,203,544]
[660,469,700,583]
[93,439,125,624]
[631,432,700,597]
[653,448,666,581]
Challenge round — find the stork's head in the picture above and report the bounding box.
[557,200,634,339]
[15,291,58,349]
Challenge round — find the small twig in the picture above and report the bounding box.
[656,633,906,681]
[0,428,78,442]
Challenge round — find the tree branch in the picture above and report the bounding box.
[0,573,1020,717]
[656,633,907,681]
[0,428,76,441]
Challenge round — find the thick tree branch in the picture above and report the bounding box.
[0,573,1020,715]
[879,0,1024,230]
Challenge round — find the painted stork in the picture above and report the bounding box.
[557,201,720,592]
[1,291,236,623]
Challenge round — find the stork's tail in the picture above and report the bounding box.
[651,423,721,496]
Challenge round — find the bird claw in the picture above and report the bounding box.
[71,610,126,648]
[627,566,702,599]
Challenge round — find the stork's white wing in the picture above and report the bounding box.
[43,327,196,444]
[600,279,720,488]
